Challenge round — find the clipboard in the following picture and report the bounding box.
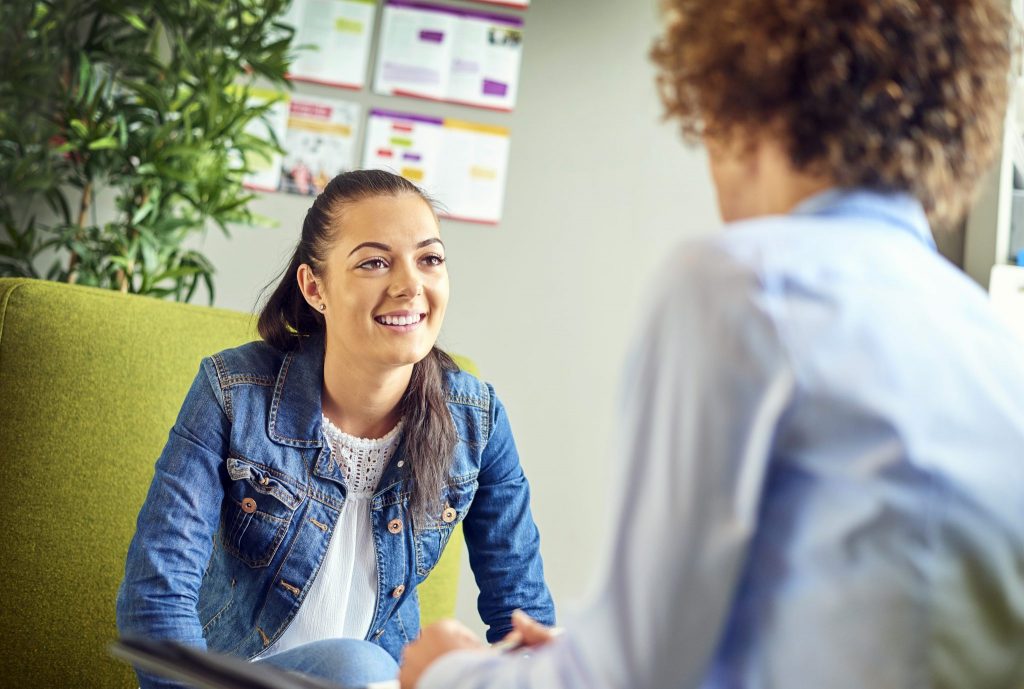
[109,636,399,689]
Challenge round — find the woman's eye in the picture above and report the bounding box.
[422,254,446,267]
[358,258,388,270]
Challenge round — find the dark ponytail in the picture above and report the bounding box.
[256,252,321,352]
[257,169,458,519]
[400,347,459,519]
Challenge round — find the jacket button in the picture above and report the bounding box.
[387,518,403,534]
[241,498,257,514]
[441,505,457,523]
[391,584,406,598]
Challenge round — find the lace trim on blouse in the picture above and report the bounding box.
[321,415,403,495]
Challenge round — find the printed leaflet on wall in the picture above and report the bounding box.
[240,88,289,193]
[374,1,523,111]
[281,0,377,89]
[363,108,510,224]
[280,96,361,196]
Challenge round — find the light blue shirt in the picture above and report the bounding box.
[420,190,1024,689]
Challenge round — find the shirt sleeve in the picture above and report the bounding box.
[462,384,556,641]
[418,243,795,689]
[116,358,231,689]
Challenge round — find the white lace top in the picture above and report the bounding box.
[259,416,403,658]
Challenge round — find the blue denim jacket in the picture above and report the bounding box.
[116,338,554,688]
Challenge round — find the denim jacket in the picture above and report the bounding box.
[116,338,554,688]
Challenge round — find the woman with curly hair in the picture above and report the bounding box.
[400,1,1024,688]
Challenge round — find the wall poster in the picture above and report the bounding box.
[363,108,511,224]
[280,96,361,196]
[374,1,524,111]
[282,0,377,89]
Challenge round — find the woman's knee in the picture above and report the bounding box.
[258,638,398,688]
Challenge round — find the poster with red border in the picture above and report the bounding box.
[279,96,361,196]
[363,108,510,224]
[281,0,377,90]
[373,1,523,111]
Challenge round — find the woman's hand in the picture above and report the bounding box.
[399,619,485,688]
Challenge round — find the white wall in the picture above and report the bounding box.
[199,0,720,635]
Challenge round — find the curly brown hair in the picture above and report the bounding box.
[651,0,1015,223]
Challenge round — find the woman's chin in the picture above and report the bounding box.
[376,346,435,370]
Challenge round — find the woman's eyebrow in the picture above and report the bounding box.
[348,241,390,256]
[348,238,444,256]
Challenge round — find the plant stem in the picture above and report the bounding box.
[67,180,92,283]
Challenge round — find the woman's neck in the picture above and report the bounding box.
[321,345,412,440]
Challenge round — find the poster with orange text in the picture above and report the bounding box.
[363,108,510,224]
[280,96,361,196]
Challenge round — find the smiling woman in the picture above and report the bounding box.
[278,178,454,519]
[116,170,555,689]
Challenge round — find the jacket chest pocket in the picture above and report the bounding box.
[414,480,476,577]
[221,457,304,568]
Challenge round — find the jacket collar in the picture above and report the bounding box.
[266,336,413,498]
[268,336,325,448]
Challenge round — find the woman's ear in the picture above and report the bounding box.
[296,263,323,309]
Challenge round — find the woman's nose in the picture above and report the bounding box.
[388,264,422,298]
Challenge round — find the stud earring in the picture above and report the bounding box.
[319,303,326,312]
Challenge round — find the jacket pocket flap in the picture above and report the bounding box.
[225,457,303,511]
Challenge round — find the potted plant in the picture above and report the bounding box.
[0,0,295,302]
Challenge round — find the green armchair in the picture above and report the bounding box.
[0,278,464,688]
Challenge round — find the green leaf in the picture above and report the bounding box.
[119,10,147,31]
[202,270,215,305]
[69,119,89,138]
[154,266,201,282]
[131,199,155,225]
[77,53,92,101]
[122,80,169,112]
[140,238,158,273]
[117,116,128,147]
[87,136,119,150]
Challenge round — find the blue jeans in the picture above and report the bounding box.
[255,638,398,689]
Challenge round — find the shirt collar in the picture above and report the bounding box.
[790,188,937,251]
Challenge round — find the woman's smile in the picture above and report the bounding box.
[374,311,427,330]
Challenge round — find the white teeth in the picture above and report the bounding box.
[378,314,422,326]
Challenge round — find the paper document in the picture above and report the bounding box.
[110,636,366,689]
[281,0,378,89]
[363,108,511,224]
[280,96,361,196]
[374,1,524,111]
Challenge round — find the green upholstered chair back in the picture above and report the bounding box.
[0,278,465,688]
